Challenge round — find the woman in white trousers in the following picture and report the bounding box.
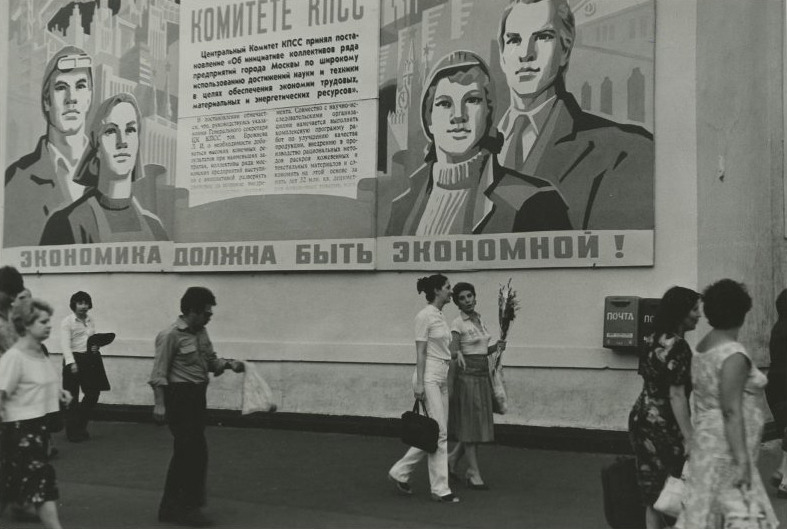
[388,274,459,503]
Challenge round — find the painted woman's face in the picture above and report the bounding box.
[428,76,489,163]
[98,101,138,179]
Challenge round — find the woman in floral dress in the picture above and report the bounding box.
[0,299,72,529]
[629,286,701,529]
[676,279,778,529]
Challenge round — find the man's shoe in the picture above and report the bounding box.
[430,493,460,503]
[387,474,413,495]
[177,508,213,527]
[158,507,180,523]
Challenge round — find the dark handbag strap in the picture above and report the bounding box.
[412,399,430,418]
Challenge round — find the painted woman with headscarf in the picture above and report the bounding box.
[385,50,571,236]
[39,93,168,245]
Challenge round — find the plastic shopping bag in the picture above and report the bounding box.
[241,362,277,414]
[488,350,507,415]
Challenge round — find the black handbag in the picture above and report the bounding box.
[74,333,115,392]
[400,399,439,453]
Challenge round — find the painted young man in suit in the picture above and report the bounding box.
[4,46,94,247]
[497,0,654,230]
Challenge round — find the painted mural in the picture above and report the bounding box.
[1,0,654,272]
[376,0,655,269]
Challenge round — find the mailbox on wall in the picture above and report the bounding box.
[603,296,660,350]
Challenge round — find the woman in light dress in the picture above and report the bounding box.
[677,279,778,529]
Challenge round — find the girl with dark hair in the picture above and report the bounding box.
[446,282,505,489]
[60,291,107,442]
[628,286,700,529]
[0,298,71,529]
[389,274,460,503]
[677,280,777,529]
[767,288,787,496]
[385,50,571,236]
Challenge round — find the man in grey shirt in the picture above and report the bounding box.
[149,287,244,527]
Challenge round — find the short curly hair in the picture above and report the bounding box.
[69,291,93,311]
[451,282,476,306]
[12,298,53,335]
[702,279,752,330]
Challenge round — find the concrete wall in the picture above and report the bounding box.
[695,0,786,362]
[4,0,761,433]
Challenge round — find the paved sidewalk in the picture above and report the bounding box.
[2,421,786,528]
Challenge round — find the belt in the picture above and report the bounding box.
[426,356,450,365]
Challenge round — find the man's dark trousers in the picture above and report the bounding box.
[160,383,209,514]
[62,363,99,439]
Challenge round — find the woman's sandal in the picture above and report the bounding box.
[465,473,489,490]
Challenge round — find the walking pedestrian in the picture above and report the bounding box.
[676,279,778,528]
[446,282,505,490]
[388,274,459,503]
[767,288,787,497]
[628,286,700,528]
[0,266,25,356]
[149,287,245,527]
[0,298,72,529]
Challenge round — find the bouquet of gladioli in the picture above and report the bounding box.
[489,280,519,415]
[498,278,520,342]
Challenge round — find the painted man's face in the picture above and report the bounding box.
[45,69,92,135]
[428,77,489,163]
[500,0,569,100]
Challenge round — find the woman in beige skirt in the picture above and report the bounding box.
[447,282,505,489]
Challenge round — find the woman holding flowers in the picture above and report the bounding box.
[628,286,701,529]
[389,274,459,503]
[447,282,506,490]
